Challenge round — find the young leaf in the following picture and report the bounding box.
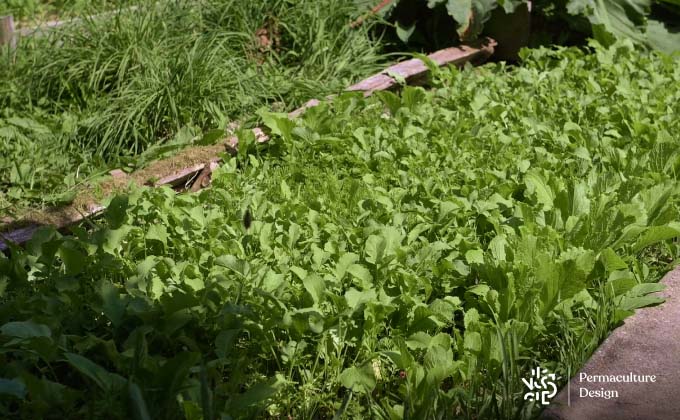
[64,353,125,392]
[106,195,130,229]
[338,364,377,394]
[0,378,26,399]
[302,274,325,304]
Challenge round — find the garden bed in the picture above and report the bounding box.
[1,41,679,419]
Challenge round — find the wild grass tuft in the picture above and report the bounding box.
[0,0,386,214]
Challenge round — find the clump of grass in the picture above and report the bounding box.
[0,0,386,215]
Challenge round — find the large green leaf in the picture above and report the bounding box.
[228,374,288,411]
[0,378,26,399]
[64,353,126,392]
[445,0,500,39]
[646,18,680,53]
[106,195,130,230]
[566,0,680,53]
[567,0,649,44]
[302,274,325,304]
[0,321,51,339]
[339,363,377,394]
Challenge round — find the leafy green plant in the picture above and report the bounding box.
[1,41,680,419]
[534,0,680,53]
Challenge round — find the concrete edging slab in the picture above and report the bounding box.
[541,266,680,420]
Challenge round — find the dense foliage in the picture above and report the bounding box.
[365,0,680,53]
[1,41,679,418]
[0,0,385,215]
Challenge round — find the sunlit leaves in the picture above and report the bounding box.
[2,42,680,419]
[338,363,377,394]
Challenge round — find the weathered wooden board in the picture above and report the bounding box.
[0,40,496,251]
[288,98,324,119]
[346,38,496,94]
[153,162,212,188]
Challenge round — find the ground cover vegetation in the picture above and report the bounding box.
[1,41,680,418]
[0,0,386,216]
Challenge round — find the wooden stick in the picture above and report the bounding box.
[0,15,15,48]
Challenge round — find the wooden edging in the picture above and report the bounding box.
[0,38,496,251]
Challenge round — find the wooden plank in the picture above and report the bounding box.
[346,38,496,95]
[152,162,210,187]
[189,161,219,193]
[287,38,496,118]
[0,15,15,48]
[346,73,396,94]
[0,40,496,252]
[288,98,323,119]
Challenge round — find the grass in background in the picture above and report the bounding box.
[0,0,136,27]
[0,0,386,217]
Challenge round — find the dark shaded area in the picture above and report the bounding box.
[368,0,593,62]
[370,0,462,53]
[651,1,680,33]
[529,0,591,48]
